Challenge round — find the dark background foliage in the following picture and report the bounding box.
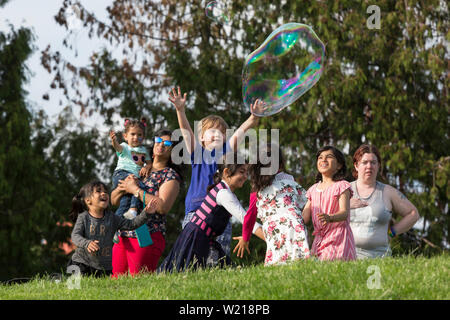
[1,0,448,280]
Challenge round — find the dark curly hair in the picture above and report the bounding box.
[315,146,347,182]
[249,143,285,193]
[149,128,185,183]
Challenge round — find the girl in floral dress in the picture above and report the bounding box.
[234,144,310,265]
[302,146,356,261]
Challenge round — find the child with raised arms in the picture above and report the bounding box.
[168,87,266,265]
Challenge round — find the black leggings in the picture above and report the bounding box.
[67,259,112,277]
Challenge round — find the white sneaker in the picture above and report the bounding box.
[123,209,138,220]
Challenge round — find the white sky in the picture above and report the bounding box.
[0,0,113,123]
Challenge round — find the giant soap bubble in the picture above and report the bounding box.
[242,23,325,117]
[205,1,229,25]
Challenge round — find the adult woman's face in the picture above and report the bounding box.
[153,134,173,161]
[354,152,379,181]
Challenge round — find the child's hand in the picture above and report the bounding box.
[232,236,250,258]
[168,86,187,112]
[139,165,152,178]
[87,240,100,254]
[250,98,268,117]
[317,212,331,226]
[109,130,117,143]
[144,198,159,214]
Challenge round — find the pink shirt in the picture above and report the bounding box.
[306,180,356,261]
[242,192,258,242]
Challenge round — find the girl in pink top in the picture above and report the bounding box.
[303,146,356,261]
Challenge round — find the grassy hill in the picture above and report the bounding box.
[1,254,448,300]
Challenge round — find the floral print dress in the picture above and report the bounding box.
[256,172,310,265]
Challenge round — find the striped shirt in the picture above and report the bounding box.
[306,180,356,261]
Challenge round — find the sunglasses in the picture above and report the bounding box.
[132,155,146,163]
[154,136,173,147]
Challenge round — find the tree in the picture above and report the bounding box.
[42,0,448,260]
[0,22,65,279]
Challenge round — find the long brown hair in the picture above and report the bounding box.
[249,143,285,193]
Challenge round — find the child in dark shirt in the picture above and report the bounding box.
[68,180,157,276]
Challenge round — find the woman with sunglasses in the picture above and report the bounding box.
[110,128,184,276]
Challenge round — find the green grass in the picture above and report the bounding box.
[1,255,449,300]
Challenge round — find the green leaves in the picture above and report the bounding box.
[32,0,449,267]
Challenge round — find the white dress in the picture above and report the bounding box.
[256,173,310,265]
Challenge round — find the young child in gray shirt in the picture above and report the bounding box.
[68,180,157,276]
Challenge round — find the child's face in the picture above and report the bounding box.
[201,127,226,150]
[85,186,109,211]
[317,150,342,177]
[224,165,248,190]
[123,126,145,148]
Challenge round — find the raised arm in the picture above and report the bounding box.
[228,99,266,151]
[109,130,123,153]
[386,185,420,235]
[169,87,195,154]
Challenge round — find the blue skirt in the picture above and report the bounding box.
[157,222,231,273]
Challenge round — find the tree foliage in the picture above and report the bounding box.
[36,0,449,268]
[0,25,68,280]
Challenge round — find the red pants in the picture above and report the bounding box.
[112,232,165,277]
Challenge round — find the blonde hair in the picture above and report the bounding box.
[198,115,229,140]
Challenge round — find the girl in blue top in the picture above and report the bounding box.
[169,86,266,265]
